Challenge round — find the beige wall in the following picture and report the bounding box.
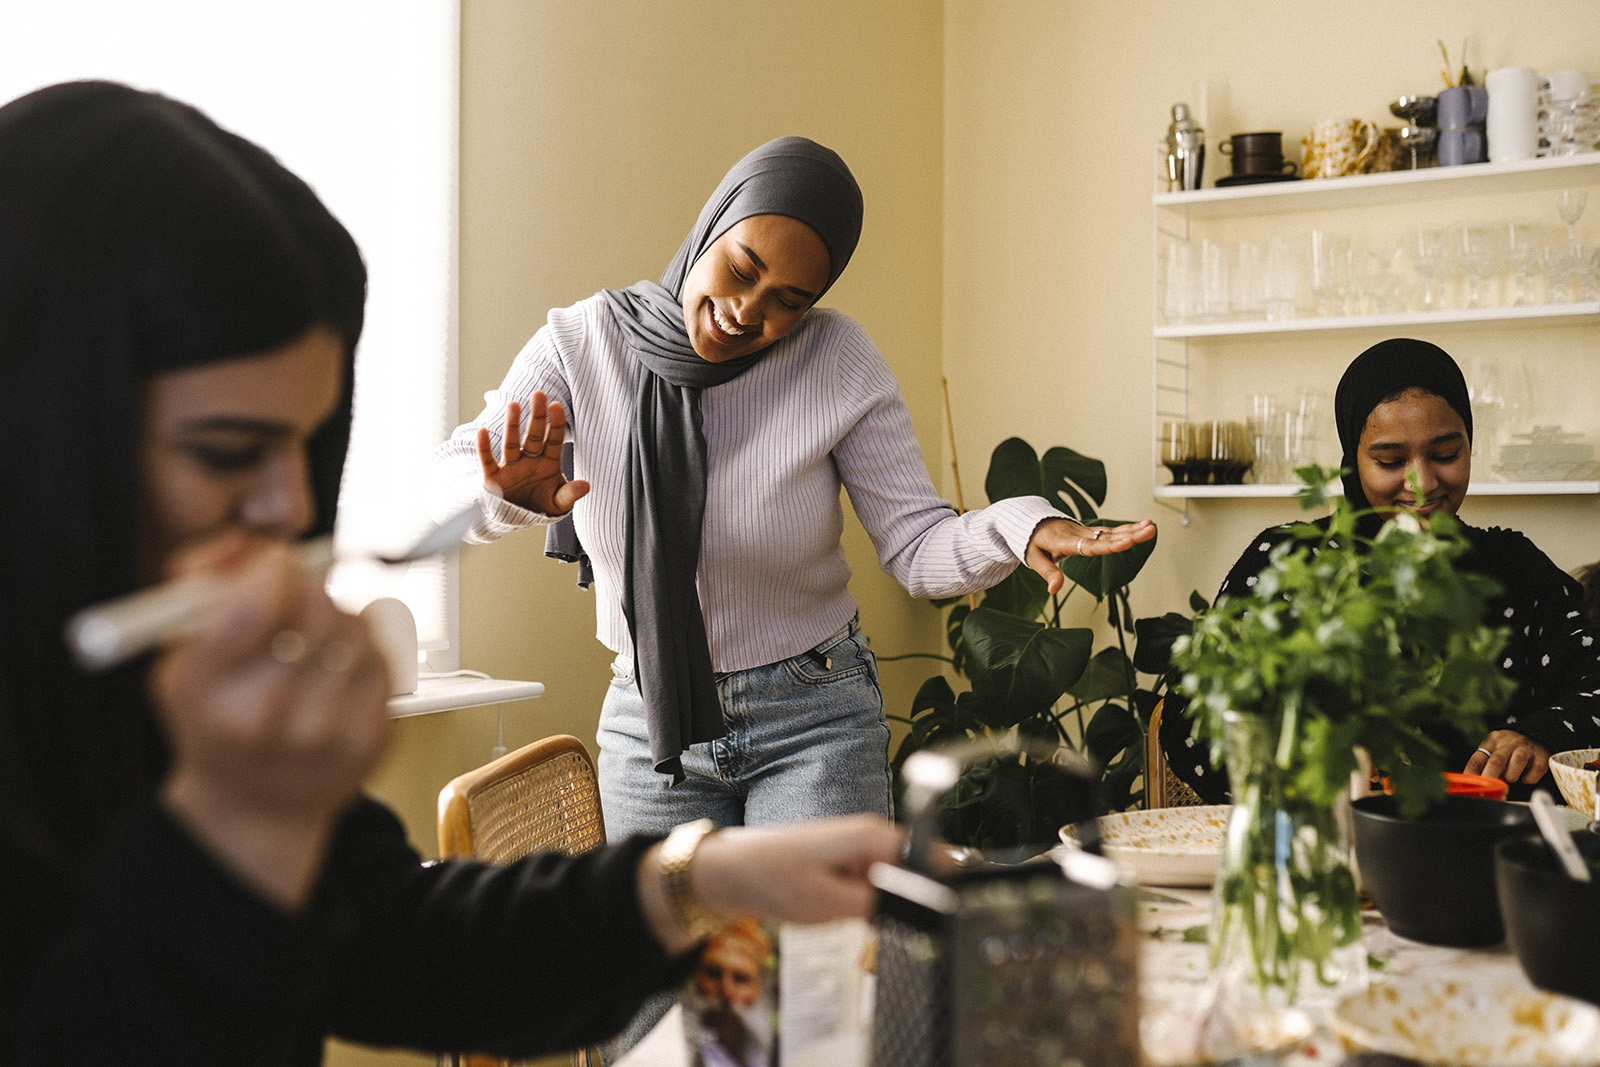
[334,3,1599,1064]
[331,2,945,1065]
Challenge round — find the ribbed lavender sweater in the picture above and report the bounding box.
[426,295,1061,672]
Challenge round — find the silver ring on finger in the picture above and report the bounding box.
[1475,746,1493,758]
[1076,536,1085,555]
[1092,528,1104,540]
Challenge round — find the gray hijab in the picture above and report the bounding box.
[560,136,862,781]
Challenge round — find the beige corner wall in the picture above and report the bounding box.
[943,0,1600,629]
[332,2,944,1065]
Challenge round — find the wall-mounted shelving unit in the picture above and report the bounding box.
[1152,154,1600,513]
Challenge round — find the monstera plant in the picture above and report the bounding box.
[886,437,1172,853]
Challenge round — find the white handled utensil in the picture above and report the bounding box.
[65,498,486,672]
[1530,789,1592,883]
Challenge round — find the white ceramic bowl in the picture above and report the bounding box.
[1059,805,1230,887]
[1549,748,1600,821]
[1330,974,1600,1066]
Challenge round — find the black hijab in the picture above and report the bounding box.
[1334,338,1474,510]
[589,137,863,780]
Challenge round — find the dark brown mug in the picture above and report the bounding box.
[1220,131,1287,158]
[1231,154,1299,176]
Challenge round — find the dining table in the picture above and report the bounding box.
[616,801,1600,1067]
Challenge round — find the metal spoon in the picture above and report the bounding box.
[1530,789,1593,883]
[65,497,488,672]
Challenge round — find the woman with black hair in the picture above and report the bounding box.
[1159,337,1600,804]
[0,80,902,1065]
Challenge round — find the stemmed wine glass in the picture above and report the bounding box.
[1413,227,1455,311]
[1458,225,1501,309]
[1558,189,1587,244]
[1503,219,1545,306]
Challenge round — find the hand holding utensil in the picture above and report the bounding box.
[66,496,489,672]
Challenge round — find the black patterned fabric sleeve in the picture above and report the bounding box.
[1471,527,1600,760]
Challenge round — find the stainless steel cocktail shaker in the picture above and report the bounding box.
[1165,102,1205,191]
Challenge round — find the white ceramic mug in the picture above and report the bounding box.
[1302,118,1379,179]
[1487,66,1540,162]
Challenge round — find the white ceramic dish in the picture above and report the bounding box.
[1548,748,1600,821]
[1330,974,1600,1067]
[1059,805,1230,886]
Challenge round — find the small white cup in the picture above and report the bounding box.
[1543,68,1592,103]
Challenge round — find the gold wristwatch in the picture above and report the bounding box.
[658,817,723,941]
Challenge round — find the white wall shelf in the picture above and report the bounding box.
[1156,301,1600,340]
[1154,154,1600,219]
[1155,480,1600,500]
[1151,153,1600,518]
[388,675,545,719]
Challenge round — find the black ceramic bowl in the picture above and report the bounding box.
[1495,830,1600,1005]
[1350,793,1533,947]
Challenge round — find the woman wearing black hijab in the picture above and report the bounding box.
[1159,338,1600,804]
[0,82,908,1065]
[428,137,1157,842]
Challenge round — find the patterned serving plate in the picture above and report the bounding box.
[1330,974,1600,1066]
[1059,805,1230,887]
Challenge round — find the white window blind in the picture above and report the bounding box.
[0,0,461,667]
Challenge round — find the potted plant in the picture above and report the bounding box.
[1172,467,1514,1001]
[886,437,1163,852]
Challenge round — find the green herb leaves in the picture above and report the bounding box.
[1175,466,1515,817]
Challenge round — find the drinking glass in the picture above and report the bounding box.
[1231,240,1269,321]
[1159,420,1194,486]
[1458,224,1501,308]
[1358,238,1407,315]
[1248,395,1281,483]
[1162,241,1198,324]
[1546,242,1588,304]
[1412,227,1455,311]
[1310,229,1352,316]
[1558,189,1587,244]
[1503,219,1546,305]
[1201,238,1231,321]
[1264,238,1303,321]
[1213,421,1254,484]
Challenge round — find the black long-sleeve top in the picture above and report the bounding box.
[3,788,691,1065]
[1160,519,1600,804]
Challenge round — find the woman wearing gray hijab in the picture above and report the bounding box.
[428,137,1155,841]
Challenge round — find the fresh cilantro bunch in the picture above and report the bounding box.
[1174,466,1516,817]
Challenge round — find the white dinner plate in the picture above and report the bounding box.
[1059,805,1230,887]
[1330,974,1600,1067]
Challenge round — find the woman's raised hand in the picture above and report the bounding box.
[151,534,393,912]
[475,390,591,516]
[1025,517,1158,595]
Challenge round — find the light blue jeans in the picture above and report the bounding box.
[594,617,891,1063]
[595,614,893,841]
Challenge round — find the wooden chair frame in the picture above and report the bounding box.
[436,734,606,1067]
[1146,699,1207,809]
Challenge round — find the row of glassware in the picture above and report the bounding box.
[1159,392,1327,486]
[1160,194,1598,325]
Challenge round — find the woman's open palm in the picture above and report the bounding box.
[475,390,590,516]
